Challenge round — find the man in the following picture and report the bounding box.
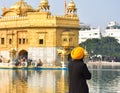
[68,47,91,93]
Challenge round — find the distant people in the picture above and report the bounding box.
[0,58,2,63]
[27,58,32,66]
[68,47,91,93]
[0,56,2,63]
[37,59,43,66]
[22,57,26,62]
[7,59,10,63]
[0,56,7,63]
[15,58,20,66]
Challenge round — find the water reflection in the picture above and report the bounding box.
[88,63,120,93]
[0,70,68,93]
[0,64,120,93]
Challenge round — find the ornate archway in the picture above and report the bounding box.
[18,50,28,59]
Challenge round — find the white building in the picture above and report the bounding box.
[79,23,102,43]
[104,21,120,43]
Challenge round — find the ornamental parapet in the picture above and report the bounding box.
[0,13,79,29]
[0,16,28,22]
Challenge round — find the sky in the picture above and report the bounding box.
[0,0,120,29]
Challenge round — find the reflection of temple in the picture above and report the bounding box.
[0,70,68,93]
[56,71,68,93]
[0,70,28,93]
[0,67,120,93]
[0,0,80,65]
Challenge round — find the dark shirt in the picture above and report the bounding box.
[68,59,91,93]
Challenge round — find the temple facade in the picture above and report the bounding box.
[0,0,80,66]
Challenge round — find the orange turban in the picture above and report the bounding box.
[71,47,84,60]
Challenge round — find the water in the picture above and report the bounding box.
[0,63,120,93]
[88,63,120,93]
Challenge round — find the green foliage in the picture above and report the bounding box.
[79,37,120,57]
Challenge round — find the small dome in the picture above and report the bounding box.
[40,0,49,6]
[38,0,50,12]
[66,0,77,16]
[68,0,76,9]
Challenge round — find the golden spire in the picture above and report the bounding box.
[64,0,67,15]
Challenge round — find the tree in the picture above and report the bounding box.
[79,37,120,62]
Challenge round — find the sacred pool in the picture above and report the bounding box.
[0,63,120,93]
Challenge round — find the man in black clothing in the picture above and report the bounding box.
[68,47,91,93]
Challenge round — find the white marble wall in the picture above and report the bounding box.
[28,47,61,66]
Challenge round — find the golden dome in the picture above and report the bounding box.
[1,0,35,16]
[66,0,77,16]
[10,0,34,12]
[40,0,49,6]
[38,0,50,12]
[68,0,76,9]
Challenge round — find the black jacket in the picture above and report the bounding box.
[68,59,91,93]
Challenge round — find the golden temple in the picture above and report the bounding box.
[0,0,80,66]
